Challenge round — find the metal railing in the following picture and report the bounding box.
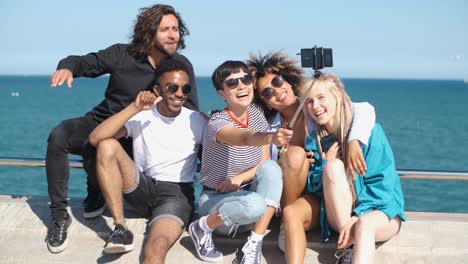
[1,157,468,181]
[0,157,83,168]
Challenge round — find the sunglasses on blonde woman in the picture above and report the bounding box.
[260,75,285,99]
[224,75,253,89]
[166,83,192,95]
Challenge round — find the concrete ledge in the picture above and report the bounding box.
[0,195,467,263]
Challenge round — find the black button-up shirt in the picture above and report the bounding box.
[57,43,199,123]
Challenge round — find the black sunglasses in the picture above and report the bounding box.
[166,83,191,95]
[260,75,285,100]
[224,75,253,89]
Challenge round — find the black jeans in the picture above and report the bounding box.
[46,115,132,217]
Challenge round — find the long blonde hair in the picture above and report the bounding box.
[300,73,356,200]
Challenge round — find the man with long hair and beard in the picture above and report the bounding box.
[46,4,198,254]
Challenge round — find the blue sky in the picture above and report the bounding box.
[1,0,467,79]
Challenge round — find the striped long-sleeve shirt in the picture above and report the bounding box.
[200,104,269,189]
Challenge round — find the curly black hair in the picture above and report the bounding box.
[128,4,189,58]
[154,58,191,84]
[247,51,304,122]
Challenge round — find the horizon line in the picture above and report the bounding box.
[0,74,466,82]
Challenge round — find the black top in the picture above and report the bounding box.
[57,43,199,123]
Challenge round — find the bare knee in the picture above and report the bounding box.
[283,203,310,228]
[354,216,376,236]
[96,139,121,162]
[143,234,172,264]
[145,219,182,258]
[281,146,307,172]
[282,205,296,225]
[323,158,346,185]
[147,235,171,252]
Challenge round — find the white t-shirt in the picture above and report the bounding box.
[124,105,207,183]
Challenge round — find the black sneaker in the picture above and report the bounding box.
[103,224,134,254]
[47,213,72,253]
[335,248,353,264]
[83,192,106,218]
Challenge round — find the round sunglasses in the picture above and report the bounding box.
[166,83,192,95]
[260,75,285,100]
[224,75,253,89]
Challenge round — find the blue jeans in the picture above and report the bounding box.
[198,160,283,235]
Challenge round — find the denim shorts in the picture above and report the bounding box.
[123,170,194,228]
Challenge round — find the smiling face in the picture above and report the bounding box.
[218,69,254,109]
[305,81,338,132]
[153,14,180,56]
[155,70,189,117]
[256,73,296,111]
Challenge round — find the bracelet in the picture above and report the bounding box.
[114,219,127,226]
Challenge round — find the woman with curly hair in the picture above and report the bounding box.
[247,52,376,263]
[300,74,405,264]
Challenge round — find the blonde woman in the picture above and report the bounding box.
[247,52,376,259]
[289,73,406,264]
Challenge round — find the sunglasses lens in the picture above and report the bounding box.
[166,84,191,95]
[261,88,275,99]
[167,84,179,94]
[272,75,284,87]
[182,84,191,95]
[224,78,239,89]
[241,75,252,85]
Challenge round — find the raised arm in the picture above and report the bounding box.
[346,102,376,177]
[349,102,375,145]
[50,44,124,88]
[88,91,158,146]
[216,125,293,147]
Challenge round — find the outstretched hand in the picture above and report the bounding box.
[346,140,367,179]
[273,127,293,147]
[50,69,74,88]
[134,91,161,110]
[338,215,358,249]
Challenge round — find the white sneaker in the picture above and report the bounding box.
[277,223,285,252]
[241,235,263,264]
[189,220,223,262]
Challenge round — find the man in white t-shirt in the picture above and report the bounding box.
[88,58,206,263]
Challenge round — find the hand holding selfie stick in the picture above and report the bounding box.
[279,46,333,155]
[279,71,320,155]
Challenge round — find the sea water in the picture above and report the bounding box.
[1,76,467,212]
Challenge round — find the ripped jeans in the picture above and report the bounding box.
[198,160,283,235]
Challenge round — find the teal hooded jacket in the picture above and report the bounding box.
[306,123,406,241]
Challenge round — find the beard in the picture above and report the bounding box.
[153,40,179,56]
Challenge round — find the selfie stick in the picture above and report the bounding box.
[287,70,322,129]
